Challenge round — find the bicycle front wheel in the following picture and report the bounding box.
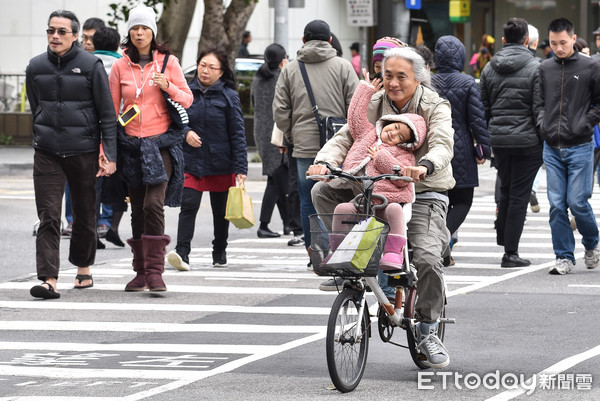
[326,288,369,393]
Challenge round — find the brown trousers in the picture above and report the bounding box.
[33,150,98,280]
[128,149,173,239]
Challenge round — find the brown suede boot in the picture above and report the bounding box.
[125,238,146,292]
[142,234,170,292]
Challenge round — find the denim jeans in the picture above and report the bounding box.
[296,157,318,248]
[95,176,113,227]
[64,183,73,224]
[544,141,599,262]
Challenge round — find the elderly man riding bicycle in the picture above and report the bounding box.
[308,46,455,369]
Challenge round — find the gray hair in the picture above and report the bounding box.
[382,47,432,89]
[48,10,80,34]
[528,24,539,45]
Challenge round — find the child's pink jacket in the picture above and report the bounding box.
[344,81,427,204]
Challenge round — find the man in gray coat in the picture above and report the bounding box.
[273,20,358,256]
[479,17,542,268]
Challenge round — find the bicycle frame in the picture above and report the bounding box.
[313,163,456,392]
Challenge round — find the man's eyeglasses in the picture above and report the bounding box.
[198,63,221,72]
[46,28,73,36]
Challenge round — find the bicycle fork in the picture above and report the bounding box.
[363,276,404,327]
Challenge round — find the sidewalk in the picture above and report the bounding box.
[0,146,266,181]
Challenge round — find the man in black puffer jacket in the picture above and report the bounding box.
[479,17,542,268]
[25,10,117,299]
[538,18,600,275]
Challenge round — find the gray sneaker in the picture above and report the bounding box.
[548,258,573,275]
[584,244,600,269]
[417,321,449,369]
[319,277,348,291]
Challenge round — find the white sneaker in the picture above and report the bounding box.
[584,244,600,269]
[167,250,190,271]
[548,258,573,275]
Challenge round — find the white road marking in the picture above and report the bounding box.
[568,284,600,288]
[0,282,329,295]
[0,301,331,315]
[485,343,600,401]
[0,321,324,334]
[2,189,596,399]
[0,341,312,354]
[446,260,558,298]
[59,268,325,280]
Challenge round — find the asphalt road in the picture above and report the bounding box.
[0,167,599,401]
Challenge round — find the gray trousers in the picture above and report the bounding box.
[311,180,448,323]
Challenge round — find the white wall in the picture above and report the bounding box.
[1,0,361,74]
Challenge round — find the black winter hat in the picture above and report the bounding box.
[304,20,331,42]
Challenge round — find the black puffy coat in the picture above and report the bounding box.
[182,79,248,177]
[25,44,117,161]
[252,68,284,176]
[479,43,542,149]
[432,35,490,188]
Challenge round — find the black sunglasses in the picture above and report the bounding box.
[46,28,73,36]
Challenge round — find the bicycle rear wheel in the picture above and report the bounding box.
[326,288,369,393]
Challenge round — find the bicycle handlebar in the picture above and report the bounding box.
[306,162,414,184]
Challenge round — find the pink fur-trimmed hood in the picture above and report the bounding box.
[375,113,426,150]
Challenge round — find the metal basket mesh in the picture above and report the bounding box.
[309,214,389,277]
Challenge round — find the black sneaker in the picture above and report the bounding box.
[287,235,304,247]
[212,250,227,267]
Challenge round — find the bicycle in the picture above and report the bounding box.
[308,163,455,393]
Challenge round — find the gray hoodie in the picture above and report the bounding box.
[273,40,359,158]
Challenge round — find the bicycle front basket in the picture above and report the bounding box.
[309,214,389,277]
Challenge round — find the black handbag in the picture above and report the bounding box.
[161,53,189,129]
[298,61,347,147]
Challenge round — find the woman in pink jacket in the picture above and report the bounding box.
[331,73,426,272]
[108,5,192,292]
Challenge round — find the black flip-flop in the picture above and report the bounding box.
[74,274,94,289]
[30,282,60,299]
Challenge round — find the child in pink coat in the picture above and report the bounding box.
[332,79,427,269]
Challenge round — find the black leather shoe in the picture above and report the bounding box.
[501,253,531,267]
[105,228,125,247]
[257,227,280,238]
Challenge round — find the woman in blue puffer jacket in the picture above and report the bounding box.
[167,48,248,270]
[431,35,491,266]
